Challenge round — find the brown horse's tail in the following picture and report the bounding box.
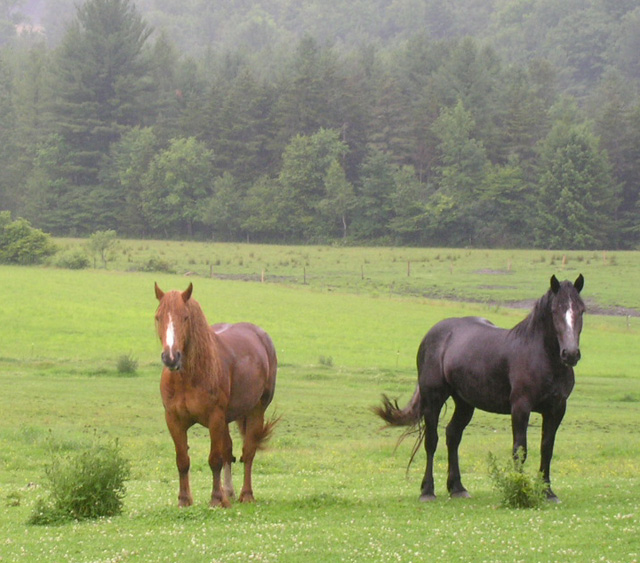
[255,412,281,451]
[373,386,422,427]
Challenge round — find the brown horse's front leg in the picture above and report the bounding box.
[165,412,193,507]
[208,409,232,508]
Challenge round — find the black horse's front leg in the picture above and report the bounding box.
[511,399,531,464]
[540,401,567,502]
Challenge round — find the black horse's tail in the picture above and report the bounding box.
[374,386,426,471]
[373,386,422,427]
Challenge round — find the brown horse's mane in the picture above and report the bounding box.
[183,297,222,381]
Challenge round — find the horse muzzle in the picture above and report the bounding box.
[161,350,182,371]
[560,347,581,367]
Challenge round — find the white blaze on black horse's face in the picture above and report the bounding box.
[550,274,585,367]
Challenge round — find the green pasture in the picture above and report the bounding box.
[58,238,640,311]
[1,244,639,562]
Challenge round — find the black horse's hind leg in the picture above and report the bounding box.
[446,398,475,498]
[540,401,567,502]
[419,392,447,502]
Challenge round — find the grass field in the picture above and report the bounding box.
[1,242,639,562]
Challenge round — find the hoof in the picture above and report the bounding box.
[419,494,437,502]
[210,496,231,508]
[545,488,561,503]
[178,496,193,508]
[239,491,255,503]
[450,490,471,499]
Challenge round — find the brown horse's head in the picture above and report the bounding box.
[154,282,194,371]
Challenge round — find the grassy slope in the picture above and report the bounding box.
[1,244,639,562]
[58,239,640,311]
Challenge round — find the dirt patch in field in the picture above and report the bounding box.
[499,298,639,317]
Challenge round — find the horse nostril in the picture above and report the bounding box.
[161,350,182,369]
[561,348,580,366]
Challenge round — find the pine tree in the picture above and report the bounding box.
[535,123,620,249]
[48,0,152,233]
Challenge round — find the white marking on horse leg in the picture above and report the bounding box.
[223,462,234,497]
[166,314,175,360]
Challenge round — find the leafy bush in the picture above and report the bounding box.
[138,256,175,273]
[29,439,130,525]
[487,449,547,509]
[0,211,57,265]
[86,230,118,268]
[116,353,138,375]
[55,249,90,269]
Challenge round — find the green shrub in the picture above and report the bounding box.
[116,353,138,375]
[29,438,130,525]
[487,449,547,509]
[138,256,175,273]
[86,230,118,268]
[0,211,57,265]
[55,249,90,269]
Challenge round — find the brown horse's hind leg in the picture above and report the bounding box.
[208,409,232,508]
[238,408,269,503]
[165,412,193,507]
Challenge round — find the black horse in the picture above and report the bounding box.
[375,274,585,502]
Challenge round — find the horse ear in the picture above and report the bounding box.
[182,282,193,303]
[574,274,584,293]
[550,275,560,294]
[154,282,164,301]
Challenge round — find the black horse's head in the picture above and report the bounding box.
[549,274,585,367]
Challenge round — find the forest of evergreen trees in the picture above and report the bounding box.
[0,0,638,248]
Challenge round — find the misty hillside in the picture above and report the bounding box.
[1,0,638,249]
[14,0,640,95]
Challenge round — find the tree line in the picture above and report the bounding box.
[0,0,638,249]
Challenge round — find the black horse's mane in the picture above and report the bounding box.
[510,281,584,342]
[510,290,554,340]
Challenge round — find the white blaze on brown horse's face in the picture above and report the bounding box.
[154,282,193,371]
[165,314,176,359]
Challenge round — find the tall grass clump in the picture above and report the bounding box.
[29,438,130,525]
[116,353,138,375]
[488,448,547,509]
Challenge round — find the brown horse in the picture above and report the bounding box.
[154,282,277,507]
